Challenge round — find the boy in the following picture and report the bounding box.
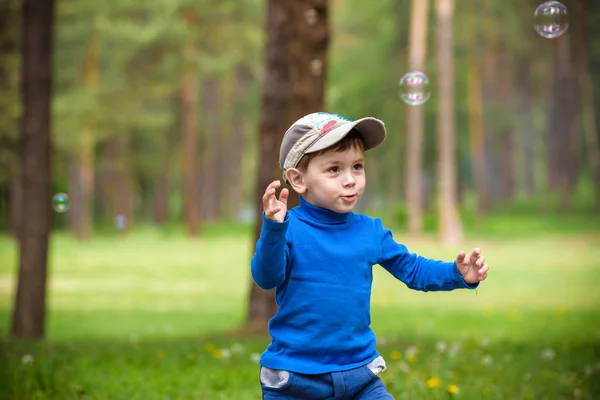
[251,112,489,399]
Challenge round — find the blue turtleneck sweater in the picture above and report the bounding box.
[251,196,477,374]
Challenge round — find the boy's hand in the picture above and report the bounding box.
[263,180,289,222]
[455,248,489,284]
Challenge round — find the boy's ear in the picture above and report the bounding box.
[285,168,306,194]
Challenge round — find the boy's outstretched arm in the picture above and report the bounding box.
[376,220,480,292]
[251,180,290,290]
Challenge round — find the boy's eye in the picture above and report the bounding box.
[327,166,340,173]
[353,164,364,170]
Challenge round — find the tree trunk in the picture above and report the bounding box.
[515,56,536,196]
[246,0,329,333]
[579,0,600,211]
[467,56,488,217]
[435,0,462,245]
[405,0,430,235]
[496,46,515,201]
[546,1,584,211]
[69,26,99,240]
[180,42,200,236]
[104,137,133,232]
[11,0,54,339]
[199,78,222,222]
[229,67,249,219]
[153,170,169,224]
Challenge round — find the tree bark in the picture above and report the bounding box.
[435,0,462,245]
[229,67,249,219]
[180,42,200,236]
[153,170,169,224]
[546,1,584,211]
[11,0,54,339]
[246,0,329,333]
[405,0,430,235]
[467,56,488,217]
[579,0,600,211]
[199,78,222,222]
[69,25,99,240]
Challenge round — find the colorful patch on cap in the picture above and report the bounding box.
[297,112,353,134]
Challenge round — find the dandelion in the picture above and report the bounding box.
[390,350,401,360]
[448,342,462,358]
[435,341,447,353]
[541,348,556,361]
[212,349,223,359]
[250,352,261,363]
[205,343,216,353]
[396,361,410,373]
[220,349,231,359]
[230,343,245,353]
[21,354,34,365]
[406,345,418,358]
[447,384,459,395]
[425,377,442,389]
[406,354,417,363]
[481,355,493,366]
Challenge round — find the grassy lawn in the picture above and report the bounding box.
[0,226,599,399]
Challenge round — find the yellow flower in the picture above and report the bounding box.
[425,377,442,389]
[205,343,216,352]
[390,351,401,360]
[407,354,417,363]
[447,384,459,394]
[212,349,222,359]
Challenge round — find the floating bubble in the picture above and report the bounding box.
[533,1,569,39]
[52,193,69,213]
[116,214,126,230]
[399,71,431,106]
[305,9,318,25]
[309,59,323,76]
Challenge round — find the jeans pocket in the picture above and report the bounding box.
[260,366,294,390]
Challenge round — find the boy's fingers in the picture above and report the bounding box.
[479,263,489,274]
[456,251,465,262]
[279,188,289,204]
[476,256,485,267]
[471,248,481,259]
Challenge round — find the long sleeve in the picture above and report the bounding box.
[251,212,290,290]
[376,220,478,292]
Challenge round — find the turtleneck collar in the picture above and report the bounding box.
[297,196,351,225]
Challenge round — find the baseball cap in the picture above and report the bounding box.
[279,112,386,182]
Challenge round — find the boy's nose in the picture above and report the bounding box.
[342,173,356,187]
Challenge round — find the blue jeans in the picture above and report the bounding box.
[259,361,394,399]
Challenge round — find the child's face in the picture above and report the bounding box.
[301,145,366,213]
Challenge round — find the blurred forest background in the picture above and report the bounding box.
[1,0,600,398]
[1,0,599,238]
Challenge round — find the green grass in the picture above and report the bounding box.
[1,225,600,399]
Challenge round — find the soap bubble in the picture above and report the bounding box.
[399,71,431,106]
[52,193,69,213]
[533,1,569,39]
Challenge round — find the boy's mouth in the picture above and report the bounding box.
[341,194,357,202]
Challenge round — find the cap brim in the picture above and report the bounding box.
[304,117,386,154]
